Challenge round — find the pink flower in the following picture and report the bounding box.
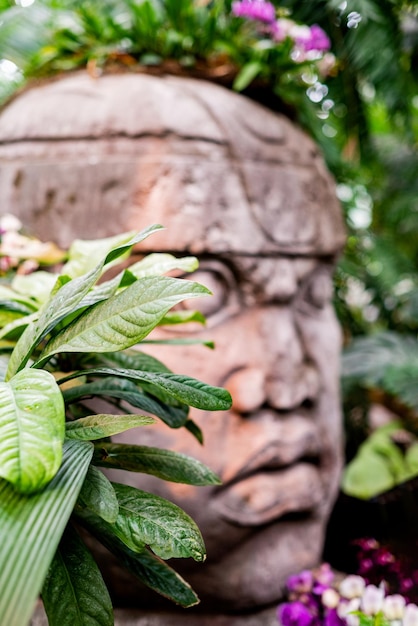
[232,0,276,24]
[295,24,331,53]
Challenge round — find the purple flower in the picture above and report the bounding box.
[295,24,331,53]
[287,570,314,594]
[324,608,346,626]
[232,0,276,24]
[278,601,314,626]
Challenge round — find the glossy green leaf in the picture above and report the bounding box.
[0,311,38,342]
[77,465,119,523]
[42,524,113,626]
[93,443,221,485]
[99,349,171,373]
[65,413,155,440]
[128,253,199,278]
[6,225,162,379]
[109,483,206,561]
[62,231,137,278]
[76,511,199,607]
[37,277,211,365]
[159,310,206,326]
[59,368,232,411]
[0,439,93,626]
[0,368,65,493]
[12,271,57,305]
[62,377,188,428]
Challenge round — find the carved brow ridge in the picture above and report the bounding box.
[139,250,337,262]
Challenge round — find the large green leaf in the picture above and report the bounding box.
[6,225,162,379]
[59,368,232,411]
[93,443,221,486]
[65,413,155,440]
[77,465,119,524]
[62,377,189,427]
[76,511,199,607]
[0,439,93,626]
[107,483,206,561]
[36,276,210,365]
[42,524,113,626]
[0,369,65,494]
[127,253,198,278]
[99,349,172,373]
[62,231,138,279]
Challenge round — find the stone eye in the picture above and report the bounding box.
[298,267,333,313]
[171,261,239,328]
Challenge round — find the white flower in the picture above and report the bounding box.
[322,588,340,609]
[339,575,366,599]
[360,584,384,616]
[338,598,360,626]
[382,594,406,621]
[0,213,21,233]
[404,604,418,626]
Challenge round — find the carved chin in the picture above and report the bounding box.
[183,516,327,610]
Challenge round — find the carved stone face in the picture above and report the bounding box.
[110,246,344,611]
[0,72,346,612]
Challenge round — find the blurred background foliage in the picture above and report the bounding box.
[1,0,418,497]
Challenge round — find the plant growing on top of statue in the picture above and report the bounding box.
[0,0,334,119]
[0,221,232,626]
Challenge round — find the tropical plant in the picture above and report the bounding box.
[0,0,335,129]
[0,222,232,626]
[341,332,418,499]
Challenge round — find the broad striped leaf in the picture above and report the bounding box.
[0,439,93,626]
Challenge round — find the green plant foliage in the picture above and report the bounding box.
[342,421,418,499]
[0,0,335,133]
[0,224,232,625]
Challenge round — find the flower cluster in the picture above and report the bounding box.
[277,563,418,626]
[353,539,418,604]
[0,213,65,277]
[231,0,332,63]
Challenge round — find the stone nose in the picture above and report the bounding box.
[260,305,321,411]
[224,305,321,414]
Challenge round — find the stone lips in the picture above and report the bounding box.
[0,71,345,256]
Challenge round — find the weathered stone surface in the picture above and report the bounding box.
[0,71,346,621]
[30,602,278,625]
[0,72,345,255]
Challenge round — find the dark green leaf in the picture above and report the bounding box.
[42,524,113,626]
[77,465,119,523]
[93,443,221,486]
[62,377,189,428]
[76,511,199,607]
[59,368,232,411]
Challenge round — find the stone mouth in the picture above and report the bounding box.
[212,462,323,526]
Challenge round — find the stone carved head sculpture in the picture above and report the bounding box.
[0,72,346,618]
